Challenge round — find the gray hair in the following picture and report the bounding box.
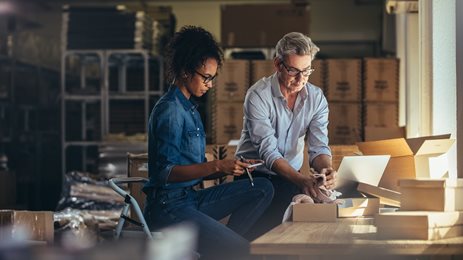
[275,32,320,61]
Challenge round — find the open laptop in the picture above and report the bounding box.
[335,155,391,197]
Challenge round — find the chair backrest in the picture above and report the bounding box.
[127,151,215,213]
[127,153,148,222]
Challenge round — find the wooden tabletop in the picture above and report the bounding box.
[251,218,463,257]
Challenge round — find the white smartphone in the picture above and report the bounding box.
[246,162,264,169]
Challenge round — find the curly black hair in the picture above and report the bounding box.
[165,26,223,84]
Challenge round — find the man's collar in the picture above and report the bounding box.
[270,73,308,100]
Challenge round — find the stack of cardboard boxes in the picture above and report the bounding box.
[376,178,463,240]
[354,134,462,240]
[363,58,402,141]
[315,58,402,144]
[292,134,457,225]
[211,60,249,144]
[325,59,363,144]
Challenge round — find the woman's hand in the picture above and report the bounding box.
[215,159,249,176]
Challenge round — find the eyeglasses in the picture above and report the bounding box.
[195,71,217,84]
[281,61,315,77]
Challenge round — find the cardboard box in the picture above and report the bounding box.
[377,225,463,240]
[0,170,16,208]
[127,153,148,220]
[309,59,325,91]
[356,134,454,190]
[221,4,310,48]
[0,210,54,244]
[205,144,236,183]
[292,198,378,221]
[376,211,463,240]
[363,102,398,127]
[251,60,275,84]
[363,58,399,102]
[364,126,405,141]
[328,102,362,145]
[211,102,244,144]
[357,182,401,207]
[214,60,250,102]
[338,198,380,217]
[399,178,463,211]
[292,203,337,222]
[325,59,362,102]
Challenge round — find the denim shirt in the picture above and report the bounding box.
[144,86,206,190]
[236,73,331,175]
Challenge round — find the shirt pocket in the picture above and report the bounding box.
[184,128,205,154]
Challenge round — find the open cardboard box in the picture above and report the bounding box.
[338,198,380,217]
[292,198,380,222]
[357,182,401,207]
[293,203,337,222]
[357,134,454,191]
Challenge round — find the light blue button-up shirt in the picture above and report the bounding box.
[236,73,331,175]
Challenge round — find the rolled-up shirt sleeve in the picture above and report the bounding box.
[149,101,183,185]
[308,92,331,164]
[244,91,284,170]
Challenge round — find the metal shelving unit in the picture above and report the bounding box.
[61,49,163,175]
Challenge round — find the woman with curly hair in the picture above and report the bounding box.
[143,26,273,259]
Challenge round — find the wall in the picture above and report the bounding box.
[152,0,383,51]
[431,0,456,178]
[396,12,418,130]
[457,0,463,178]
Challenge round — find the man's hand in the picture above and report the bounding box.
[298,174,318,198]
[320,167,337,190]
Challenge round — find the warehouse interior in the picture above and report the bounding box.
[0,0,462,258]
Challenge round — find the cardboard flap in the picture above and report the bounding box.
[405,134,451,154]
[399,178,463,188]
[415,139,455,156]
[357,138,412,157]
[357,182,401,207]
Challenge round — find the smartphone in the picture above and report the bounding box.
[246,162,264,169]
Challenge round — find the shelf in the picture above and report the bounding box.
[61,49,164,175]
[64,95,102,101]
[64,141,101,147]
[108,92,146,100]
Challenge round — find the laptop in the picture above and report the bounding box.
[335,155,391,197]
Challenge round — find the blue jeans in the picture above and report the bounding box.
[144,178,274,259]
[235,171,301,241]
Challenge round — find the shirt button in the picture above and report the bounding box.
[197,128,199,130]
[196,134,199,137]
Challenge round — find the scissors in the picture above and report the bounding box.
[239,156,255,187]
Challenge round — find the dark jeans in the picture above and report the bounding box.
[235,172,300,241]
[144,178,273,260]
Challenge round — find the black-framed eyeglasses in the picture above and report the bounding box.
[281,61,315,77]
[195,71,217,84]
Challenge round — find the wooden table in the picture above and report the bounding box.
[251,218,463,259]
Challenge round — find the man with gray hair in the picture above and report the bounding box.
[235,32,337,239]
